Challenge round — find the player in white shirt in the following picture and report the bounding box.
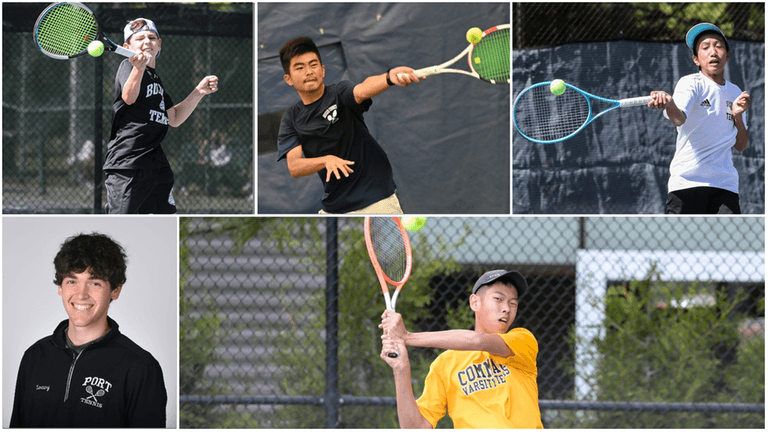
[647,23,750,214]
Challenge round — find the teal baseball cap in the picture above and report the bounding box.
[686,23,729,53]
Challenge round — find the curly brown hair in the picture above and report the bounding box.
[53,233,127,290]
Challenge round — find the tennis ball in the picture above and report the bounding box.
[88,40,104,57]
[466,27,483,44]
[474,57,481,64]
[401,216,427,232]
[550,79,566,96]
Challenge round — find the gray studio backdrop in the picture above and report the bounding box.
[258,3,510,214]
[513,40,765,214]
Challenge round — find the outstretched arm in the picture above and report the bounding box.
[353,67,421,104]
[379,310,513,357]
[167,76,219,127]
[381,337,433,429]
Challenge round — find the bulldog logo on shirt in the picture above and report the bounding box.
[323,104,339,124]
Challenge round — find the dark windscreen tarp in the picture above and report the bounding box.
[513,40,764,214]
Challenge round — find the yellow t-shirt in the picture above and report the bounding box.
[416,328,543,429]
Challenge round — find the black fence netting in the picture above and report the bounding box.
[3,3,253,214]
[180,216,764,428]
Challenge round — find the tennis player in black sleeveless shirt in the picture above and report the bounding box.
[277,37,422,214]
[104,18,218,214]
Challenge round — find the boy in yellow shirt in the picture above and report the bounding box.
[380,269,543,428]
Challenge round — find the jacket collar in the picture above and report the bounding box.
[51,316,120,350]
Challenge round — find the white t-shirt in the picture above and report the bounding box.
[665,72,746,194]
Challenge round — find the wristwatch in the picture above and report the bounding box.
[386,68,395,86]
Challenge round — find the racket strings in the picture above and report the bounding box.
[472,28,510,83]
[369,218,408,283]
[514,86,590,141]
[36,4,98,56]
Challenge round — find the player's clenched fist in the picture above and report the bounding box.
[380,335,408,368]
[733,91,750,116]
[129,51,152,69]
[647,91,673,109]
[197,76,219,95]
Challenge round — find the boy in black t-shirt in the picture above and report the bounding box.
[276,37,421,214]
[104,18,219,214]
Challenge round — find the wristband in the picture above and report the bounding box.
[385,68,395,86]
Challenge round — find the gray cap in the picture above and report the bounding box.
[124,18,160,43]
[472,269,527,297]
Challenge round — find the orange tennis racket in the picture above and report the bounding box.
[364,217,413,358]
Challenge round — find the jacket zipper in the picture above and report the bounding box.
[63,350,84,402]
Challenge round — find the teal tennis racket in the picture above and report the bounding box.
[34,2,136,60]
[514,82,653,144]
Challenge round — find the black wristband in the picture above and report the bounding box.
[385,68,395,86]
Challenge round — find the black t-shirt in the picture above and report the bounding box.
[277,81,396,213]
[104,60,174,170]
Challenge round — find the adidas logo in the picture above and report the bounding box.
[700,99,712,107]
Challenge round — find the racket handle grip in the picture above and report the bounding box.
[396,67,437,81]
[412,66,437,77]
[114,46,138,58]
[620,96,653,107]
[387,351,399,358]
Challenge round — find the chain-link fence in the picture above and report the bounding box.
[180,217,764,428]
[2,3,253,214]
[513,3,764,48]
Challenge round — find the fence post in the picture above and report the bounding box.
[93,50,103,213]
[325,218,339,428]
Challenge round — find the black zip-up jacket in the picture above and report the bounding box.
[10,317,167,427]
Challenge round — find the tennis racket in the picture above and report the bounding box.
[85,385,105,400]
[364,217,413,358]
[399,24,510,84]
[34,2,137,60]
[513,81,653,144]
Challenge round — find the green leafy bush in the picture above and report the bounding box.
[558,268,764,428]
